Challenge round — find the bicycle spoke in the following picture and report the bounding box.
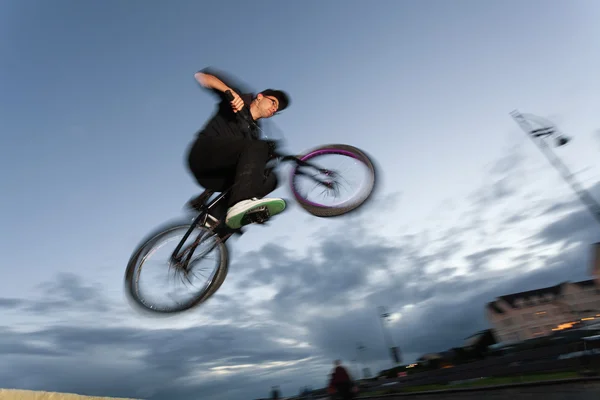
[290,144,376,217]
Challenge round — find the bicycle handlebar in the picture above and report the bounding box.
[224,89,255,127]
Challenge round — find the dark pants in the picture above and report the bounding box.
[187,135,278,220]
[334,383,354,400]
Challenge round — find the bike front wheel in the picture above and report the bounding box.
[124,222,228,314]
[289,144,377,217]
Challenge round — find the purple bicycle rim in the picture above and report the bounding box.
[290,148,363,208]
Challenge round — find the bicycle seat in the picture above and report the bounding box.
[197,189,215,203]
[186,189,215,212]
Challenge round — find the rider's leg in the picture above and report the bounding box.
[224,141,286,229]
[211,167,280,241]
[227,139,272,203]
[187,137,237,221]
[186,136,285,229]
[259,167,279,197]
[187,136,241,179]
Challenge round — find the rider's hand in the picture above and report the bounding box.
[227,89,245,113]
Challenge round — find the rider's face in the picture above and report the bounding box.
[257,94,279,118]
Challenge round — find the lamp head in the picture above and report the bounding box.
[556,136,570,147]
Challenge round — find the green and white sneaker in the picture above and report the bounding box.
[225,197,286,229]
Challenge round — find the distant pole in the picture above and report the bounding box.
[351,358,360,380]
[510,110,600,226]
[356,342,367,378]
[378,306,401,366]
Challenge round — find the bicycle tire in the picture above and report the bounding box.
[124,221,229,314]
[289,143,377,217]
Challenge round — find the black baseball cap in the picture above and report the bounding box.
[261,89,290,112]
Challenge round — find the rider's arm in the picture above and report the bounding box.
[194,67,247,95]
[194,67,247,112]
[194,71,232,93]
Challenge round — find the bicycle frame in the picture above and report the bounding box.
[169,187,231,268]
[169,152,334,270]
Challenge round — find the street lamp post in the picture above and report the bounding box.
[510,110,600,226]
[351,358,360,381]
[378,306,402,366]
[356,342,369,379]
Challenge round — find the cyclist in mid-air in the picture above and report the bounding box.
[186,67,291,232]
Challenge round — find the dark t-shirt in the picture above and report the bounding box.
[330,365,352,385]
[195,67,261,140]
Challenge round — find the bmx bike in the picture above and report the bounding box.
[124,90,377,314]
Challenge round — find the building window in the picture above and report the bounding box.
[530,327,543,336]
[515,299,524,308]
[506,332,520,342]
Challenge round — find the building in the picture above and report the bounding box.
[592,242,600,284]
[463,329,497,352]
[486,279,600,343]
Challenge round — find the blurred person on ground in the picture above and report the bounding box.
[327,360,358,399]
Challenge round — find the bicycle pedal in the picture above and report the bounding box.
[242,207,271,225]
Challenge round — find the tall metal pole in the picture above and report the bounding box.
[378,306,394,349]
[510,110,600,226]
[378,306,401,365]
[350,358,360,380]
[356,342,366,379]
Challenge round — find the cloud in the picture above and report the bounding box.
[469,145,527,209]
[0,320,326,400]
[488,147,525,177]
[0,298,24,309]
[536,208,599,248]
[465,247,509,272]
[533,182,600,248]
[2,148,600,400]
[1,272,112,316]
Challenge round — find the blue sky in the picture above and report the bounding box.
[2,1,600,399]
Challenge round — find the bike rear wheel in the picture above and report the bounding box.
[124,222,228,314]
[289,144,376,217]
